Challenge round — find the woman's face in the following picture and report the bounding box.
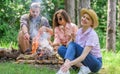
[81,13,93,28]
[57,13,66,25]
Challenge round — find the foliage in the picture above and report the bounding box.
[0,0,120,51]
[0,0,64,43]
[0,0,31,43]
[91,0,120,50]
[41,0,64,26]
[91,0,107,48]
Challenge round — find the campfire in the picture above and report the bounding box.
[16,38,63,65]
[0,33,63,65]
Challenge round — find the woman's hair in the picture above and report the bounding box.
[52,9,71,29]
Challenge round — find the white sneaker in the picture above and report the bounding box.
[56,69,70,74]
[78,66,91,74]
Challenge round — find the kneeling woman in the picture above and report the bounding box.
[57,8,102,74]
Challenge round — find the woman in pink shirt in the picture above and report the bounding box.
[52,9,78,52]
[56,8,102,74]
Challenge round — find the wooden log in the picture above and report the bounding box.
[16,53,37,60]
[0,48,20,59]
[16,60,36,64]
[16,59,63,65]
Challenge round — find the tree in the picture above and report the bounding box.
[77,0,91,27]
[118,0,120,26]
[106,0,116,52]
[65,0,75,23]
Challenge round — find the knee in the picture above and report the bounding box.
[92,62,102,72]
[57,46,66,58]
[68,42,75,47]
[58,46,64,54]
[18,31,24,41]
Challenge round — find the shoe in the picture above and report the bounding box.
[56,69,70,74]
[78,66,91,74]
[71,66,79,71]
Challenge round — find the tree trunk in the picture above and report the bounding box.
[65,0,75,23]
[118,0,120,26]
[77,0,91,27]
[106,0,116,52]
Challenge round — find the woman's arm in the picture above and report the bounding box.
[70,46,92,66]
[46,27,53,35]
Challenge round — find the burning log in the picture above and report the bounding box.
[16,33,63,65]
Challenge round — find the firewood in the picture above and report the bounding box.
[16,60,36,64]
[0,48,20,59]
[17,53,37,60]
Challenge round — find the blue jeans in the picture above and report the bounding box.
[58,42,102,72]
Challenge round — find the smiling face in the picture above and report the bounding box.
[30,8,40,18]
[81,13,93,28]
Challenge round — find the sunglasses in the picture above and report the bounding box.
[57,17,62,21]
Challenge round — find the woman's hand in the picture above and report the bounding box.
[71,33,75,41]
[61,40,67,45]
[60,59,72,72]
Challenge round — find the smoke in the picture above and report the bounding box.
[29,17,41,38]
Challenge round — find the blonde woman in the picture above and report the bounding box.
[57,8,102,74]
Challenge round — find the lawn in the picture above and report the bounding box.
[99,51,120,74]
[0,50,120,74]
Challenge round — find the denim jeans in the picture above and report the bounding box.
[58,42,102,72]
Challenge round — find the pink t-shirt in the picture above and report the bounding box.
[54,23,78,45]
[75,27,102,58]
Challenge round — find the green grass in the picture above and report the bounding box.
[0,41,18,49]
[0,62,56,74]
[0,41,120,74]
[0,51,120,74]
[99,51,120,74]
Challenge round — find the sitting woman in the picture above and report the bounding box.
[52,9,78,52]
[56,8,102,74]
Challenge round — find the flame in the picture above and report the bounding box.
[31,40,39,54]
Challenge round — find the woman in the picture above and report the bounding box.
[52,9,78,52]
[56,8,102,74]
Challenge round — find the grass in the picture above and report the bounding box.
[0,62,56,74]
[0,41,18,49]
[99,51,120,74]
[0,42,120,74]
[0,51,120,74]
